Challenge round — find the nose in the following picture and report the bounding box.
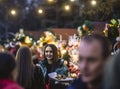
[47,52,51,55]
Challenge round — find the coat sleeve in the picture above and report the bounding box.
[66,76,85,89]
[34,66,46,89]
[66,86,75,89]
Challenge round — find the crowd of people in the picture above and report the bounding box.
[0,34,120,89]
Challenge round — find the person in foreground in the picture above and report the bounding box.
[0,52,23,89]
[16,46,46,89]
[38,44,68,89]
[67,34,111,89]
[104,52,120,89]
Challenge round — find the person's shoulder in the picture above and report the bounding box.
[58,58,64,64]
[5,84,24,89]
[0,79,24,89]
[36,59,47,73]
[36,59,45,68]
[67,76,85,89]
[58,58,64,61]
[39,59,46,64]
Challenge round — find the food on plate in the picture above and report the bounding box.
[70,73,77,78]
[55,74,66,80]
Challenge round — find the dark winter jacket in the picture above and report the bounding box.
[37,58,69,79]
[32,65,46,89]
[67,76,103,89]
[37,58,69,89]
[67,76,86,89]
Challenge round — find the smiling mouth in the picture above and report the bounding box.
[47,56,52,58]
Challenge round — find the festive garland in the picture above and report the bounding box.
[103,19,120,43]
[77,20,93,37]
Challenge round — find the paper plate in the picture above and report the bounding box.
[48,72,74,82]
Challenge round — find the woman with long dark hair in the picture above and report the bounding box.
[0,52,23,89]
[16,46,46,89]
[38,44,69,89]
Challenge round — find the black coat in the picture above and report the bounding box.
[26,65,46,89]
[38,59,69,89]
[67,76,86,89]
[67,76,103,89]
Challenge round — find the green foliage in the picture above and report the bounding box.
[108,19,119,43]
[78,20,93,36]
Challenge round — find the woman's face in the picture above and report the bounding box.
[45,46,53,60]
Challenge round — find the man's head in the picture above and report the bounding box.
[0,52,16,79]
[78,34,110,83]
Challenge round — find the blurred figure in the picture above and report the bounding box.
[67,34,111,89]
[31,46,39,65]
[37,44,68,89]
[0,53,23,89]
[13,44,20,56]
[104,53,120,89]
[9,43,20,57]
[0,45,5,53]
[16,46,46,89]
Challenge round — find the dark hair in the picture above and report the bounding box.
[16,46,34,88]
[0,52,15,79]
[104,53,120,89]
[43,42,47,47]
[81,34,111,59]
[14,44,20,55]
[44,44,58,63]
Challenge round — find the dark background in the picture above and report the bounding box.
[0,0,119,33]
